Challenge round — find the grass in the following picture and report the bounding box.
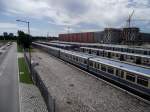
[17,45,23,52]
[0,40,15,42]
[17,44,35,52]
[18,57,33,84]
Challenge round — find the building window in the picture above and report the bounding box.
[126,73,135,82]
[137,77,148,87]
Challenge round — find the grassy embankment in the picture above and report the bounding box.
[18,45,33,84]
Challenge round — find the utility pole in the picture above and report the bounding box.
[16,19,32,74]
[67,26,70,34]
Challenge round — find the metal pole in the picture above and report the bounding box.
[27,22,32,75]
[16,19,32,72]
[27,22,30,35]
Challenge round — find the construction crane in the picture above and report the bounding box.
[67,26,70,34]
[126,10,135,28]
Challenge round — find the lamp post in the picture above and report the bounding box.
[16,19,32,74]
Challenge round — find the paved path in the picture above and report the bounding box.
[18,52,48,112]
[20,83,48,112]
[31,50,150,112]
[0,43,19,112]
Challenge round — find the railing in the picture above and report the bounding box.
[24,50,55,112]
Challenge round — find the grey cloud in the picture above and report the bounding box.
[1,0,150,34]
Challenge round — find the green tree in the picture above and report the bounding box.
[17,30,31,49]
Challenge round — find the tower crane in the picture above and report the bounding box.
[126,10,135,28]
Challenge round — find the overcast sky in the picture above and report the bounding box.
[0,0,150,36]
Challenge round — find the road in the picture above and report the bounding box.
[0,43,19,112]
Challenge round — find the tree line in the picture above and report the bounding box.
[0,30,58,49]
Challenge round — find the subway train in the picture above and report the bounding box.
[32,42,150,100]
[37,41,79,50]
[79,47,150,67]
[51,41,150,55]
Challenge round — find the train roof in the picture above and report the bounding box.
[60,50,94,59]
[90,57,150,77]
[32,42,60,50]
[80,47,150,58]
[52,41,150,51]
[38,41,73,47]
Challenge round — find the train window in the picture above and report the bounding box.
[144,51,147,55]
[137,77,148,87]
[130,56,134,60]
[116,69,119,75]
[143,58,149,63]
[73,56,75,60]
[116,69,124,78]
[89,61,93,66]
[116,54,119,57]
[112,53,114,57]
[107,66,114,74]
[76,57,78,61]
[95,63,99,69]
[126,73,135,82]
[97,63,100,69]
[94,62,97,68]
[84,60,87,64]
[101,65,106,72]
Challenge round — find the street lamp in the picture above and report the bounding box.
[16,19,32,74]
[16,19,30,35]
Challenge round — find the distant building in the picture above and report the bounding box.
[94,31,104,43]
[9,33,14,37]
[103,28,122,44]
[59,27,150,44]
[3,32,8,37]
[140,33,150,43]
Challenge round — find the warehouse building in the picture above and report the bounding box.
[59,27,150,44]
[140,33,150,43]
[94,31,104,43]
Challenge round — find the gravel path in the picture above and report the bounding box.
[31,50,150,112]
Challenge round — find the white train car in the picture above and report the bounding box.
[79,47,150,67]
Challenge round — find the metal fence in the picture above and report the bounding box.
[24,51,55,112]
